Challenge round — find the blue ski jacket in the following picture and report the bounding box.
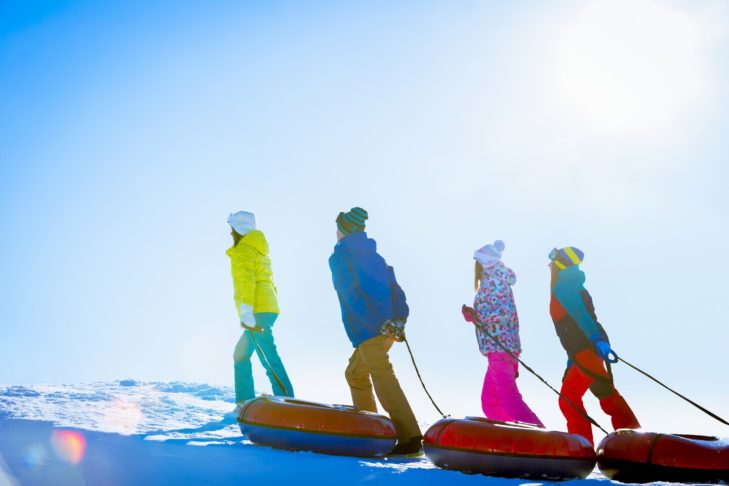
[329,232,409,348]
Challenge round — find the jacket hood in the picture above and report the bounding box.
[475,252,500,268]
[239,230,269,255]
[481,260,516,285]
[557,265,585,285]
[335,231,376,254]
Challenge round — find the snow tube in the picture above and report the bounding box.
[597,429,729,483]
[424,417,596,480]
[237,396,397,457]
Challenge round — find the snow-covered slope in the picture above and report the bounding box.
[0,381,238,442]
[0,381,632,485]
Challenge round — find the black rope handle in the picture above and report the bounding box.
[618,356,729,428]
[402,337,448,418]
[462,305,609,435]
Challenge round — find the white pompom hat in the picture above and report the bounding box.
[474,240,505,266]
[228,211,256,236]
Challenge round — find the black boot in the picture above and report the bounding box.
[389,435,423,455]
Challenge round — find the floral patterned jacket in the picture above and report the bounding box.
[473,261,522,355]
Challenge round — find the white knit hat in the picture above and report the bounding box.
[474,240,505,267]
[228,211,256,236]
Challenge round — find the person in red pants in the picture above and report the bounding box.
[548,247,640,445]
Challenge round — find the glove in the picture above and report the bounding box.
[461,305,477,323]
[594,340,613,360]
[381,319,406,342]
[239,304,257,331]
[590,333,618,363]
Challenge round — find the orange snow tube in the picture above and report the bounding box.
[424,417,596,480]
[237,396,397,457]
[597,429,729,483]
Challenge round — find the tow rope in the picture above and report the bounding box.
[248,329,290,398]
[403,337,448,418]
[617,355,729,428]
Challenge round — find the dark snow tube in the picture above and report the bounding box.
[424,417,596,480]
[597,429,729,483]
[237,396,397,457]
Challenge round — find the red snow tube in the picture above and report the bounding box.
[237,396,397,457]
[597,429,729,483]
[424,417,596,480]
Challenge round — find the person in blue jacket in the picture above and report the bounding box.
[329,207,422,455]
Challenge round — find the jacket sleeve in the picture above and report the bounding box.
[232,246,257,312]
[329,252,367,321]
[506,267,517,286]
[553,281,600,338]
[387,266,409,321]
[474,292,501,326]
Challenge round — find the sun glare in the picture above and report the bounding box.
[101,398,144,435]
[553,0,704,136]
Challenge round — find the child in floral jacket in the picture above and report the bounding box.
[471,240,543,427]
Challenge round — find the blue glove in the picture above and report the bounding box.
[590,333,618,363]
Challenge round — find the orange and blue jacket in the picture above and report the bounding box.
[549,265,608,357]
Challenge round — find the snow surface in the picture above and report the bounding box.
[0,381,685,485]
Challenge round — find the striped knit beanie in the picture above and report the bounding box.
[548,247,584,270]
[336,207,368,235]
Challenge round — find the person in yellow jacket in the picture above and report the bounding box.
[227,211,294,408]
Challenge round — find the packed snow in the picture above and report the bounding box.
[0,381,691,485]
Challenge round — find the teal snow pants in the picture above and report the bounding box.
[233,312,294,403]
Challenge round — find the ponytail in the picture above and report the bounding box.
[474,261,483,291]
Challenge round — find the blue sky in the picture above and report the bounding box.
[1,0,728,435]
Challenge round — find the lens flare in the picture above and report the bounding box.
[0,453,20,486]
[50,430,86,465]
[23,444,48,468]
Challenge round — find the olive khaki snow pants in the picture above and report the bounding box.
[345,335,421,442]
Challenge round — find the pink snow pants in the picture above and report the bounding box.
[482,352,544,427]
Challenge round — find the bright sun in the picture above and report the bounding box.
[553,0,705,136]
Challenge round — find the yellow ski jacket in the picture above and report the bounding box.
[226,230,280,315]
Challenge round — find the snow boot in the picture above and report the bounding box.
[389,435,423,456]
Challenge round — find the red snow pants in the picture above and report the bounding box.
[560,348,640,445]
